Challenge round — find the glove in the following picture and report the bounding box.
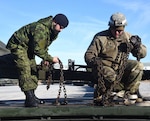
[130,35,142,61]
[89,57,101,66]
[129,35,141,49]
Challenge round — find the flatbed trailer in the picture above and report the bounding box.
[0,82,150,121]
[0,98,150,121]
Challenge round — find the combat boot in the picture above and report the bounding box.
[24,90,38,107]
[123,91,143,105]
[32,90,45,104]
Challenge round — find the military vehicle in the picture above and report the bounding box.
[0,41,150,121]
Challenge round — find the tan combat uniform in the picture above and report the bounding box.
[84,29,147,95]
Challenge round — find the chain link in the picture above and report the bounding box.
[55,59,68,105]
[46,63,53,90]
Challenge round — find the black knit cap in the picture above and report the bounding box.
[53,14,69,28]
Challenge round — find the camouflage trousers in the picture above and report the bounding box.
[118,60,144,94]
[11,45,38,92]
[93,59,144,98]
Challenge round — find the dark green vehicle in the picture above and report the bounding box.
[0,41,150,121]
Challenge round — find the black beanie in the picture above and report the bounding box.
[53,14,69,28]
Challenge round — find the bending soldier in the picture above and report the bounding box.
[84,12,147,106]
[6,14,69,107]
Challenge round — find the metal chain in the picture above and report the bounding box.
[93,58,110,106]
[111,42,132,104]
[96,59,106,95]
[46,63,53,90]
[55,59,68,105]
[114,42,132,84]
[95,41,132,106]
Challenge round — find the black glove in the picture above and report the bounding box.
[89,57,101,66]
[130,35,142,61]
[129,35,141,49]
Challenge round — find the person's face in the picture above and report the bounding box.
[53,22,64,34]
[110,28,124,39]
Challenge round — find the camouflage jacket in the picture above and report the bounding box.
[6,16,58,62]
[84,29,147,70]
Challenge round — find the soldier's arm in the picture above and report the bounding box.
[84,36,101,66]
[134,44,147,59]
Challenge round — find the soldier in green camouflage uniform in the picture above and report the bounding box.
[84,12,147,106]
[6,14,69,107]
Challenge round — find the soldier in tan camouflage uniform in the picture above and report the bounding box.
[6,14,69,107]
[84,12,147,106]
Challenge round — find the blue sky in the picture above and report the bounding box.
[0,0,150,66]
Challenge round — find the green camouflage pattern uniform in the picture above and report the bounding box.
[84,29,147,95]
[6,16,58,91]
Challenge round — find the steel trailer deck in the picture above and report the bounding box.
[0,98,150,121]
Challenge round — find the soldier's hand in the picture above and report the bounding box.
[41,60,51,66]
[52,57,59,63]
[89,57,101,66]
[130,35,142,61]
[130,35,141,49]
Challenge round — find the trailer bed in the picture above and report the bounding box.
[0,82,150,121]
[0,99,150,121]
